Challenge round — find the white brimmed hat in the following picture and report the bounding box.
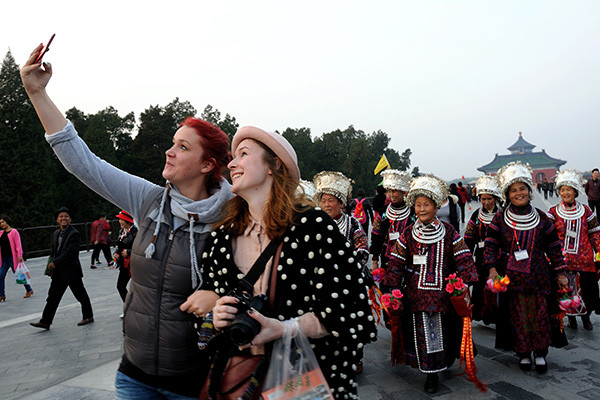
[475,175,502,199]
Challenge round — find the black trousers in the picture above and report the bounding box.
[589,200,600,215]
[116,266,130,302]
[41,277,93,325]
[92,243,112,265]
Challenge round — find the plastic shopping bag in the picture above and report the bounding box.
[261,319,333,400]
[15,262,31,285]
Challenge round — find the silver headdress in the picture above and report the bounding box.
[381,169,412,192]
[496,161,534,203]
[405,174,449,209]
[555,169,585,196]
[313,171,353,206]
[475,175,502,199]
[298,179,316,199]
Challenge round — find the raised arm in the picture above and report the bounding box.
[20,45,160,219]
[20,44,67,135]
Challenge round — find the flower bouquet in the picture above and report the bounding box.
[381,289,403,313]
[446,273,471,318]
[557,287,585,315]
[382,289,404,365]
[486,275,510,293]
[372,268,386,283]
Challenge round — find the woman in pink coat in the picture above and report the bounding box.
[0,216,34,302]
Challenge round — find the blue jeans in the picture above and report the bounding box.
[1,257,32,297]
[115,372,197,400]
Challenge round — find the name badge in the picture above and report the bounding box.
[389,232,400,241]
[565,230,577,238]
[414,254,427,265]
[514,249,529,261]
[478,241,485,248]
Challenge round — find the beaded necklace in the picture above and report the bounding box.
[477,208,495,225]
[412,217,446,244]
[334,214,350,239]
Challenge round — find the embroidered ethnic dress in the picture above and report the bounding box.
[334,214,369,271]
[547,201,600,273]
[201,209,377,400]
[483,204,566,355]
[370,204,415,262]
[385,219,477,373]
[464,206,500,321]
[548,201,600,314]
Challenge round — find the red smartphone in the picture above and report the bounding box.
[35,34,56,64]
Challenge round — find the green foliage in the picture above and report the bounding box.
[201,104,239,142]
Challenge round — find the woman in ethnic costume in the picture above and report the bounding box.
[384,175,477,394]
[548,169,600,330]
[204,127,376,400]
[370,170,415,271]
[313,170,371,373]
[313,171,369,272]
[464,176,502,323]
[484,162,568,374]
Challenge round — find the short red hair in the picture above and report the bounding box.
[180,117,231,189]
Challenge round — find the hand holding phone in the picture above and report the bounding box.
[35,34,56,64]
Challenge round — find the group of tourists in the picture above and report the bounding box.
[17,42,600,399]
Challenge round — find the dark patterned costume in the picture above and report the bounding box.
[334,214,369,272]
[201,209,377,400]
[384,220,477,373]
[464,206,500,322]
[483,204,566,356]
[370,204,415,266]
[548,201,600,314]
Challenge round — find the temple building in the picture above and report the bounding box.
[478,132,566,183]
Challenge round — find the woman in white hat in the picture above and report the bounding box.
[384,174,477,393]
[204,127,376,399]
[548,169,600,330]
[370,170,415,271]
[464,176,502,323]
[484,162,568,374]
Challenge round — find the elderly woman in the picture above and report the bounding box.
[370,169,414,271]
[464,176,502,322]
[384,175,477,394]
[548,170,600,330]
[202,127,376,399]
[314,171,369,271]
[484,162,567,374]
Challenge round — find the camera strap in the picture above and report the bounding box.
[238,238,283,294]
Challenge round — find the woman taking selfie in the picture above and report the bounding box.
[202,127,376,399]
[21,44,232,399]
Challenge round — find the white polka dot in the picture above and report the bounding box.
[345,274,351,280]
[325,253,332,259]
[291,226,296,231]
[277,265,283,271]
[291,242,298,249]
[334,277,339,282]
[325,307,332,313]
[316,234,322,240]
[286,300,293,306]
[298,309,304,315]
[281,274,287,280]
[214,281,219,286]
[317,268,325,275]
[291,284,297,290]
[316,217,323,222]
[220,247,226,253]
[300,268,306,274]
[343,289,349,295]
[211,231,217,237]
[331,293,339,299]
[370,332,376,338]
[237,273,244,279]
[316,283,323,289]
[308,251,315,259]
[225,234,230,240]
[208,273,215,278]
[304,235,310,242]
[332,331,339,337]
[331,365,337,370]
[368,315,374,321]
[357,311,364,317]
[359,293,365,299]
[348,257,354,263]
[350,313,356,319]
[301,217,307,223]
[338,250,345,256]
[222,268,227,273]
[327,238,333,243]
[284,237,290,242]
[327,225,334,231]
[226,254,231,260]
[304,296,310,302]
[345,242,351,248]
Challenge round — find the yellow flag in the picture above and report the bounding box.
[374,154,390,175]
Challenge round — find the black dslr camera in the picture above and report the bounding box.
[227,288,268,346]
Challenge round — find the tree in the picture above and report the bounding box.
[0,50,58,227]
[201,104,239,141]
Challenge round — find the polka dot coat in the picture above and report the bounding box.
[201,208,377,399]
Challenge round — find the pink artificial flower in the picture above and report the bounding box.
[381,294,392,307]
[454,277,465,290]
[391,299,400,310]
[446,273,457,281]
[392,289,403,299]
[446,282,455,294]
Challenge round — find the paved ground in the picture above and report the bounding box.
[1,194,599,399]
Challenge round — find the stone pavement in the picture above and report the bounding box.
[1,195,600,400]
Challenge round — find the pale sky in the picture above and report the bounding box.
[2,1,599,180]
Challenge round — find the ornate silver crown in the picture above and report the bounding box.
[313,171,353,206]
[555,169,585,195]
[475,175,502,199]
[381,169,412,192]
[405,174,449,209]
[496,161,534,202]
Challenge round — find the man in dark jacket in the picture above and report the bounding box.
[585,168,600,214]
[31,207,94,330]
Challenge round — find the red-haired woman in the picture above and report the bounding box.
[21,45,232,399]
[203,127,376,399]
